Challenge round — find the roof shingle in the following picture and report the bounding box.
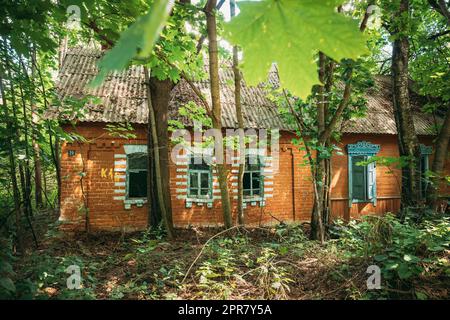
[48,47,439,136]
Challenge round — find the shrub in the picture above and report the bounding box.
[334,214,449,297]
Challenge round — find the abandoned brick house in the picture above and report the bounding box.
[47,47,449,232]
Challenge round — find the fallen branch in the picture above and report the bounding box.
[182,225,241,283]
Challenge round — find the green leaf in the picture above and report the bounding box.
[0,278,16,293]
[397,263,412,279]
[403,254,420,263]
[90,0,174,87]
[0,261,14,275]
[224,0,368,99]
[416,291,428,300]
[385,262,399,270]
[374,254,387,262]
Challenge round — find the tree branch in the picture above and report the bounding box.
[428,0,450,26]
[319,70,353,143]
[427,29,450,40]
[83,20,115,49]
[195,0,226,54]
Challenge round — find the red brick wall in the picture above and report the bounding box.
[330,134,402,220]
[60,124,149,232]
[59,123,448,231]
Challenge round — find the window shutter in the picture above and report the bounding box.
[367,161,376,202]
[347,142,381,206]
[420,155,429,197]
[352,156,366,200]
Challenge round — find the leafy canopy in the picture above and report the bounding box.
[90,0,174,86]
[224,0,369,99]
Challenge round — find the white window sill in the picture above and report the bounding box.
[186,197,213,208]
[243,196,265,207]
[124,198,147,209]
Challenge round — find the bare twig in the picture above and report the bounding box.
[182,225,241,283]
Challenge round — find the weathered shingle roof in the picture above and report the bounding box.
[49,47,439,135]
[341,75,438,135]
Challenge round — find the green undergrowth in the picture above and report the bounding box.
[3,213,448,300]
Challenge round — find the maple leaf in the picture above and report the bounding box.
[90,0,174,87]
[224,0,369,99]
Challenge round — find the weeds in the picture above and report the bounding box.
[334,214,449,299]
[8,213,449,300]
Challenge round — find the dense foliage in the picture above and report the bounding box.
[1,215,448,299]
[0,0,448,300]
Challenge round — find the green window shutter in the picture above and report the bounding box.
[420,155,429,198]
[347,141,380,206]
[352,156,366,201]
[367,160,376,202]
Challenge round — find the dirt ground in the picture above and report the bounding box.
[13,211,448,300]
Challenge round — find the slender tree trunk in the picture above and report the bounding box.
[28,47,43,208]
[206,0,233,228]
[427,108,450,208]
[32,106,43,208]
[7,56,26,209]
[144,67,174,239]
[48,126,61,210]
[230,0,245,225]
[147,115,161,228]
[18,79,33,219]
[310,53,327,243]
[427,0,450,210]
[0,74,23,253]
[391,0,422,208]
[3,40,39,248]
[309,5,371,240]
[322,157,332,226]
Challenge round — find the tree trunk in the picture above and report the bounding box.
[206,0,233,228]
[144,67,174,238]
[322,157,332,226]
[147,115,161,228]
[310,53,327,243]
[427,0,450,211]
[391,0,422,208]
[427,108,450,209]
[28,47,43,209]
[149,76,174,230]
[18,79,34,220]
[0,74,23,253]
[32,105,43,208]
[49,126,61,210]
[309,6,372,241]
[230,0,245,225]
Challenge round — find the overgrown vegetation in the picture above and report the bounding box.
[2,212,448,300]
[1,0,449,301]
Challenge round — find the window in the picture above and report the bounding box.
[351,155,375,202]
[419,144,432,198]
[347,141,380,207]
[127,153,148,199]
[243,155,263,197]
[188,155,212,198]
[419,154,429,198]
